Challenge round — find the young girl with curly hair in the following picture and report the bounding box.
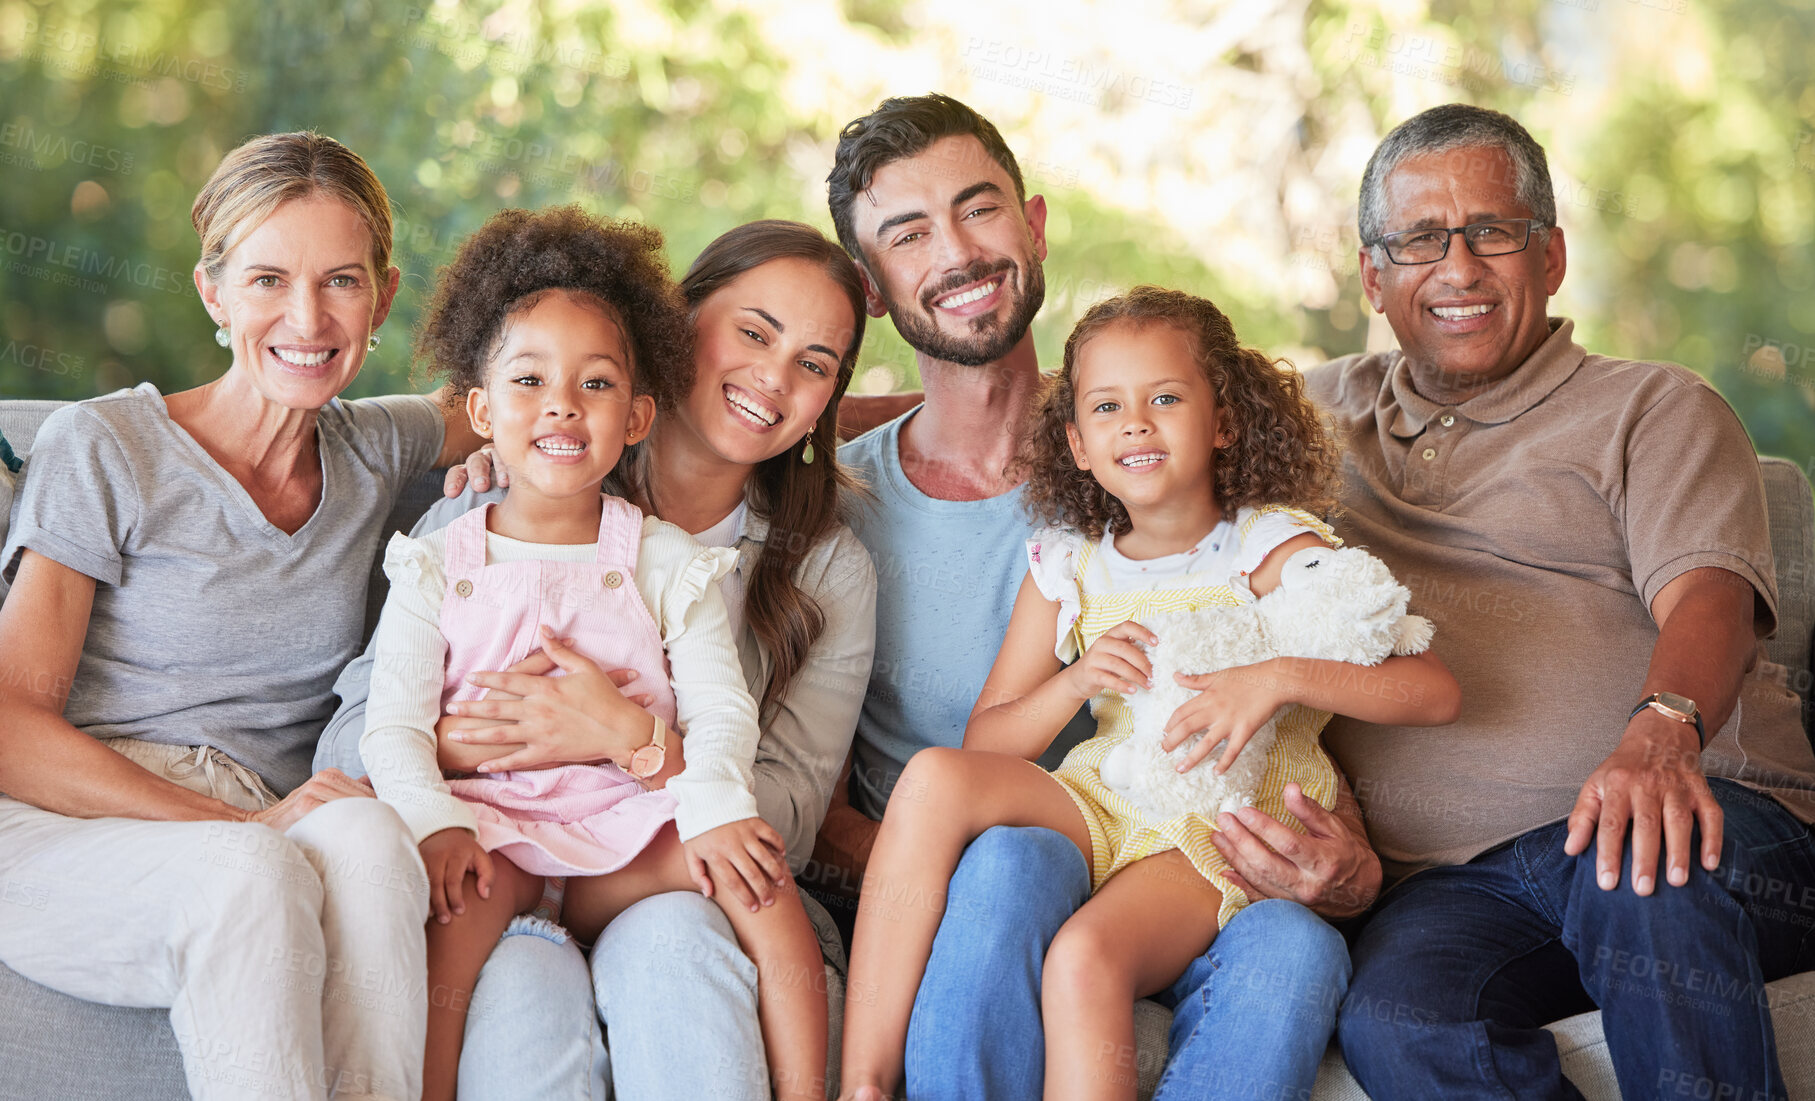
[360,207,825,1101]
[839,286,1458,1100]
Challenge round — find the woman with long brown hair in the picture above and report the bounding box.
[316,218,877,1100]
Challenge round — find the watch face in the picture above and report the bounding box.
[1655,692,1697,718]
[629,745,664,778]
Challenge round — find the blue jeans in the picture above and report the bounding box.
[905,826,1351,1101]
[1338,780,1815,1101]
[456,894,773,1101]
[458,916,608,1101]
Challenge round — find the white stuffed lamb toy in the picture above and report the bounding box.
[1101,544,1434,825]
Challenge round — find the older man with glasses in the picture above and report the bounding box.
[1306,103,1815,1099]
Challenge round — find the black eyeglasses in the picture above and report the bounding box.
[1371,218,1544,265]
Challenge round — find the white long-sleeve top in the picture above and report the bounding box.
[361,516,762,845]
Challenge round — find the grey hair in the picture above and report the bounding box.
[1358,104,1556,256]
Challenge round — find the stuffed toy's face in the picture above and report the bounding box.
[1259,545,1434,659]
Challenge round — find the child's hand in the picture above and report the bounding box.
[1062,620,1157,700]
[1163,661,1289,775]
[683,818,790,914]
[419,827,494,924]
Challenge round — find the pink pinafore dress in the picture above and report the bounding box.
[439,498,680,877]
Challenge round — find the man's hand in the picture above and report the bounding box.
[443,444,507,497]
[1210,782,1382,920]
[248,767,374,833]
[1563,709,1722,895]
[419,827,494,924]
[684,817,791,913]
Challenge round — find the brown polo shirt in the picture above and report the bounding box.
[1305,318,1815,883]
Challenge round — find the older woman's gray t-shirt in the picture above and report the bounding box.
[1,383,444,795]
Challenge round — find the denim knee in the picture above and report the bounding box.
[949,827,1090,912]
[1564,843,1742,932]
[1230,899,1351,1001]
[592,892,754,1010]
[471,921,593,1026]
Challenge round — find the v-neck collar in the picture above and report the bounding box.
[139,382,331,544]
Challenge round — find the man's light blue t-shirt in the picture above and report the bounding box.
[840,409,1093,819]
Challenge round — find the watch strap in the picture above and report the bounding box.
[626,715,668,780]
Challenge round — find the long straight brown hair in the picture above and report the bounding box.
[619,220,867,719]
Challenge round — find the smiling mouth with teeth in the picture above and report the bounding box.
[1430,304,1496,320]
[726,388,780,427]
[937,280,999,309]
[271,348,336,368]
[535,439,587,457]
[1119,452,1165,468]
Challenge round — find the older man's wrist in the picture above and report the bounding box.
[1621,707,1705,770]
[1314,854,1382,920]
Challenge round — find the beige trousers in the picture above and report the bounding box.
[0,740,429,1100]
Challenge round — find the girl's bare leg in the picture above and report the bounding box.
[422,858,546,1101]
[839,747,1094,1100]
[1041,849,1223,1101]
[563,824,829,1101]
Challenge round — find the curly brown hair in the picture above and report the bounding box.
[416,205,692,412]
[1022,285,1341,537]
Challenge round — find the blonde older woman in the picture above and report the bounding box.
[0,132,482,1101]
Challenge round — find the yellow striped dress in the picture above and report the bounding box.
[1028,505,1343,930]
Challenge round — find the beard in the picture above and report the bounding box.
[883,256,1046,368]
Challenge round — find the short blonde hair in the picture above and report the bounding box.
[191,132,393,281]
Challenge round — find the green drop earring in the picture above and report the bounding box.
[801,434,816,465]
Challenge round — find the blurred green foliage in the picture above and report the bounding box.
[1,0,1811,472]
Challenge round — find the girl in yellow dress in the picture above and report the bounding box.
[840,287,1460,1101]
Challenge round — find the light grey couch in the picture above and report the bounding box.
[2,395,1813,1100]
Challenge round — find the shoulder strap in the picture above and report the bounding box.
[443,502,491,576]
[595,495,645,570]
[1073,538,1105,593]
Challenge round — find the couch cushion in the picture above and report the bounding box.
[0,961,187,1101]
[0,399,62,458]
[1762,458,1815,693]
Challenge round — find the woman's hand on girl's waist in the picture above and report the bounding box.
[443,627,658,774]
